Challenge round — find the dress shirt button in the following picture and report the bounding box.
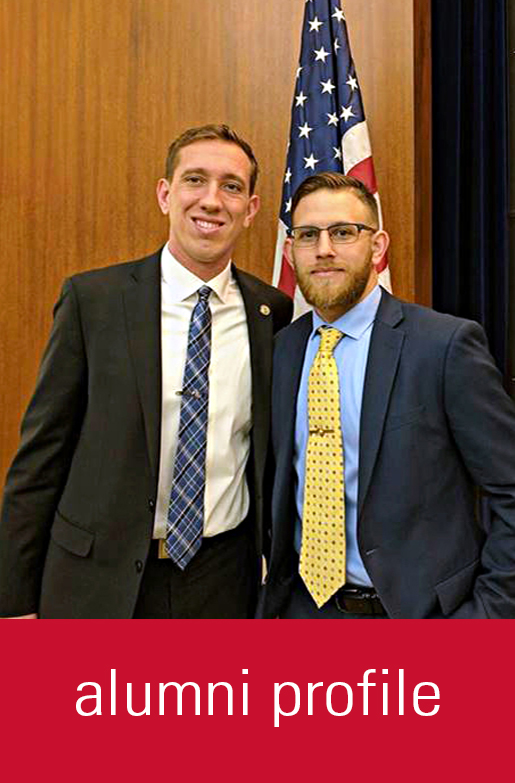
[148,499,155,511]
[135,560,143,573]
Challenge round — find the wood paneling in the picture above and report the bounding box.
[0,0,431,480]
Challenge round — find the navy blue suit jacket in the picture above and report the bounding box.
[261,290,515,618]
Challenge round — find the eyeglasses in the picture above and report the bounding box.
[289,222,377,248]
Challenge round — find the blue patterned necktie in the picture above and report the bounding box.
[166,285,212,568]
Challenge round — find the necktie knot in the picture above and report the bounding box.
[318,326,343,355]
[197,286,212,303]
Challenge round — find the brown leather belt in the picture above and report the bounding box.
[334,584,387,616]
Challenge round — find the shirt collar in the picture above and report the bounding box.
[310,285,382,341]
[160,243,233,304]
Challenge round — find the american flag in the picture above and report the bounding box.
[273,0,391,315]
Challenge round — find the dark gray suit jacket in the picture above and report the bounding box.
[261,290,515,618]
[0,250,293,618]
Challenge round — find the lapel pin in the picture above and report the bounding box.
[259,304,271,316]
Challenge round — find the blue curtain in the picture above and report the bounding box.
[432,0,509,380]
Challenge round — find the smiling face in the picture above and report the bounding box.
[286,187,389,322]
[156,139,260,280]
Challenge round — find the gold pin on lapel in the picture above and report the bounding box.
[260,304,271,316]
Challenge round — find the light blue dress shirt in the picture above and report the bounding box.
[294,285,382,586]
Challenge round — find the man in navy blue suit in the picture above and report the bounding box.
[261,171,515,619]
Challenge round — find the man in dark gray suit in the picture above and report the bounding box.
[261,172,515,619]
[0,124,292,618]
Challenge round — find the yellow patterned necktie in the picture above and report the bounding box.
[300,326,346,608]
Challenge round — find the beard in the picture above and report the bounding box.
[294,253,374,315]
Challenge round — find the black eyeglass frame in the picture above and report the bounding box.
[288,221,377,246]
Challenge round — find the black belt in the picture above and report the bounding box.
[334,584,387,616]
[150,523,247,560]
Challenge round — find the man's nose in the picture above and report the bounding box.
[199,181,222,211]
[316,229,337,257]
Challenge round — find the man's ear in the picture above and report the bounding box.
[284,237,294,269]
[243,194,261,228]
[156,179,171,215]
[371,229,390,271]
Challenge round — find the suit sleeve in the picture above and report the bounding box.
[443,321,515,618]
[0,278,87,616]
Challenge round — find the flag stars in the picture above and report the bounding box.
[285,168,292,184]
[314,46,330,63]
[340,104,355,122]
[326,112,339,127]
[309,16,323,32]
[298,122,313,139]
[320,78,336,95]
[334,38,341,53]
[296,65,303,80]
[285,198,292,213]
[296,91,308,107]
[333,146,342,160]
[346,75,358,91]
[332,7,346,23]
[304,153,319,170]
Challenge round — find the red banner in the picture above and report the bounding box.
[1,621,511,781]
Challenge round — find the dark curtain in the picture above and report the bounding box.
[432,0,509,380]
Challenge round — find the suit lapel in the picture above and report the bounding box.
[122,252,162,480]
[358,292,405,515]
[232,267,274,484]
[278,315,312,447]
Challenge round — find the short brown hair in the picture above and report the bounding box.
[291,172,379,226]
[165,124,259,195]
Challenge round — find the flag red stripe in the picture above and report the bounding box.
[347,156,377,194]
[277,253,296,299]
[348,156,388,272]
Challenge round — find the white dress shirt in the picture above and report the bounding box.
[153,244,252,539]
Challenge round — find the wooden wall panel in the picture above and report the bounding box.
[0,0,430,480]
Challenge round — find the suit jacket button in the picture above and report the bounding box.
[135,560,143,573]
[148,499,155,511]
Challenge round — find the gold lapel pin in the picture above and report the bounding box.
[260,304,271,316]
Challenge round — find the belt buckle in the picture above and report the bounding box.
[335,587,379,615]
